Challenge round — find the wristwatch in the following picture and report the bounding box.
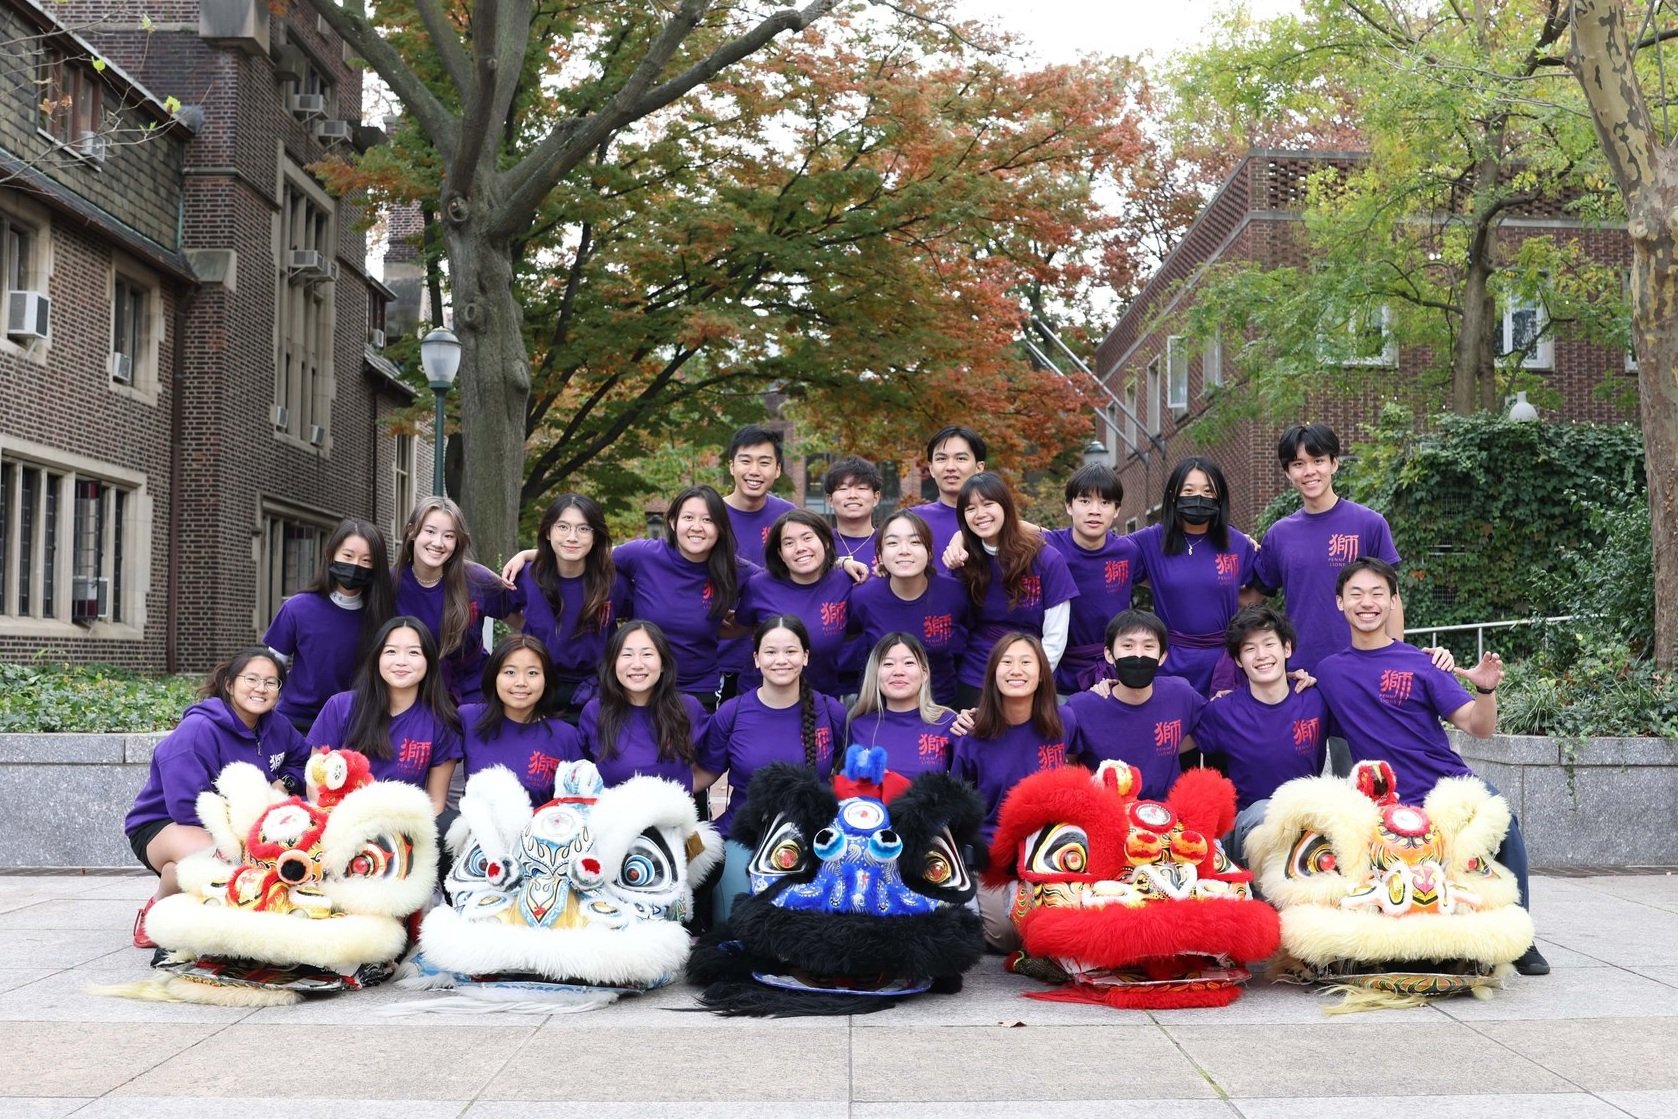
[1474,684,1496,695]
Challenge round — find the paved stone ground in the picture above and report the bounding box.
[1,871,1675,1118]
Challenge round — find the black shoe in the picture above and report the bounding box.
[1514,944,1550,976]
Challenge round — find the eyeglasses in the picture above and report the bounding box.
[236,674,282,691]
[551,524,594,538]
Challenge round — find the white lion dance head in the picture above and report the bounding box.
[400,760,722,1011]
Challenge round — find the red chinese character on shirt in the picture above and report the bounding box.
[528,752,560,785]
[1292,717,1322,752]
[1327,534,1361,565]
[923,614,952,644]
[1215,553,1239,580]
[820,600,847,631]
[1153,719,1184,755]
[815,725,833,765]
[918,733,948,762]
[397,738,432,772]
[1038,741,1066,768]
[1105,559,1130,587]
[701,581,714,605]
[1378,670,1414,706]
[761,527,772,544]
[1019,575,1042,608]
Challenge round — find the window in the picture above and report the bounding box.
[277,173,335,445]
[1501,297,1553,370]
[0,452,138,626]
[38,47,103,151]
[259,504,335,626]
[1147,357,1161,435]
[2,211,37,305]
[1204,333,1222,391]
[1124,517,1139,534]
[392,434,415,543]
[1123,379,1139,456]
[1165,335,1189,410]
[1341,305,1396,367]
[802,454,833,516]
[284,44,336,111]
[111,277,144,384]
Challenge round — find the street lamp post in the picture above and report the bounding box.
[420,327,462,496]
[1082,439,1113,470]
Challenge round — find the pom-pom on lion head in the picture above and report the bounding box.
[986,761,1280,1009]
[1243,760,1533,1010]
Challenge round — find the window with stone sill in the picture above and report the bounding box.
[0,456,134,625]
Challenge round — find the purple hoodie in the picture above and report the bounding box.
[124,698,311,834]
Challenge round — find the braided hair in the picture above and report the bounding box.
[753,614,824,774]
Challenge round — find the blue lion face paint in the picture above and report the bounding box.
[769,797,938,917]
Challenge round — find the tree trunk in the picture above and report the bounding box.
[442,199,529,565]
[1454,252,1496,414]
[1628,183,1678,667]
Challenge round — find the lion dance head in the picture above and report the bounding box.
[1243,759,1533,1011]
[986,761,1280,1009]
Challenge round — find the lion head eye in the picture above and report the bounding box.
[1287,832,1339,878]
[1026,825,1090,876]
[748,816,810,878]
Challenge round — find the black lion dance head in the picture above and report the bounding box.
[688,747,986,1016]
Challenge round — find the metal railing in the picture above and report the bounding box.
[1406,615,1590,660]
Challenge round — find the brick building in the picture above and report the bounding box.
[1091,150,1635,532]
[0,0,419,674]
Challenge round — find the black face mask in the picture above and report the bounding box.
[1178,496,1218,526]
[1111,655,1160,689]
[329,562,375,591]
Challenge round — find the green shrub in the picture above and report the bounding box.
[0,662,199,733]
[1497,652,1678,738]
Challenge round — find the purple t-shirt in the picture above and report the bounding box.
[846,706,958,779]
[1064,675,1206,801]
[578,694,709,790]
[513,568,628,688]
[848,574,971,706]
[459,703,584,807]
[392,562,516,705]
[718,495,798,675]
[124,699,311,834]
[1043,529,1141,693]
[834,530,877,570]
[307,690,464,788]
[1253,498,1402,672]
[263,592,370,727]
[734,568,853,695]
[1131,523,1257,696]
[911,501,962,574]
[950,707,1078,845]
[615,537,734,693]
[832,531,877,691]
[698,688,847,838]
[957,546,1080,687]
[1194,686,1328,809]
[1313,641,1474,798]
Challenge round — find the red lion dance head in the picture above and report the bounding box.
[985,761,1280,1008]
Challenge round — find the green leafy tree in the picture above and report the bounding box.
[1168,0,1626,424]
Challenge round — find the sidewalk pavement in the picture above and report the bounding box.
[1,870,1675,1118]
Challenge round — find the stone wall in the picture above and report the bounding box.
[0,732,164,867]
[1454,730,1678,867]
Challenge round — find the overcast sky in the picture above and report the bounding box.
[951,0,1300,65]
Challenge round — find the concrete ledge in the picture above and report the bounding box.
[0,733,165,867]
[1454,730,1678,866]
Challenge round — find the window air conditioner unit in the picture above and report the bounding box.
[109,351,133,383]
[308,424,326,447]
[314,119,352,142]
[287,248,324,272]
[271,403,289,430]
[6,290,49,339]
[76,131,109,165]
[287,93,327,118]
[369,328,385,349]
[72,575,110,622]
[319,260,338,281]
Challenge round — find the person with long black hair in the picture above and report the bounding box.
[306,615,462,813]
[697,615,847,922]
[951,472,1078,707]
[459,634,582,807]
[515,493,626,718]
[579,621,709,789]
[733,509,855,696]
[392,496,517,706]
[263,518,395,733]
[1130,456,1260,697]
